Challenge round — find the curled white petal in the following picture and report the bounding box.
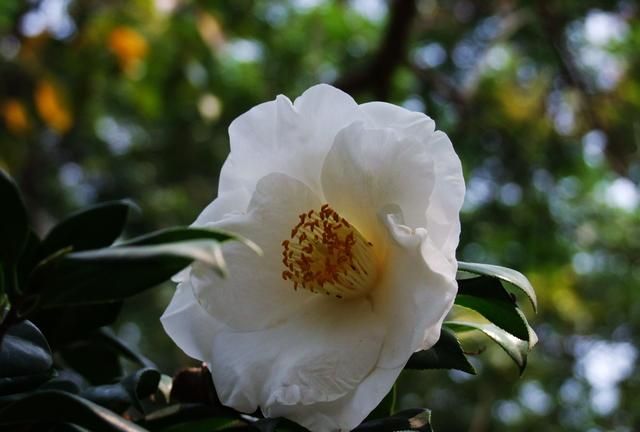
[321,121,436,242]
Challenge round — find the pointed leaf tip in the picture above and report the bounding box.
[445,320,532,375]
[457,261,538,312]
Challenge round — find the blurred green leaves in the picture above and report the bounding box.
[0,170,256,432]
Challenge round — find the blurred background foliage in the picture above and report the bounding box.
[0,0,639,430]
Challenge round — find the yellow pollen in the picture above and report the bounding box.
[281,204,377,299]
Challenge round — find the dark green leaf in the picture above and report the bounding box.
[119,227,244,248]
[445,320,532,374]
[81,368,160,414]
[97,328,156,369]
[253,417,308,432]
[0,169,29,301]
[455,295,529,341]
[33,251,190,307]
[31,302,123,349]
[15,231,41,298]
[0,390,147,431]
[52,424,92,432]
[80,383,132,413]
[29,230,246,307]
[0,320,52,375]
[140,403,239,431]
[355,408,433,431]
[38,200,138,259]
[0,169,28,265]
[0,370,53,398]
[0,320,53,395]
[61,340,122,385]
[120,368,161,412]
[40,370,85,394]
[457,275,514,303]
[406,327,476,374]
[457,261,537,312]
[159,418,236,432]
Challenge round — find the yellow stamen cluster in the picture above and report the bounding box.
[281,204,376,299]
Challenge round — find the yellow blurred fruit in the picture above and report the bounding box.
[197,12,225,52]
[108,26,148,73]
[35,80,73,134]
[1,99,30,135]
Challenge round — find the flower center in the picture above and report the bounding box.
[281,204,377,299]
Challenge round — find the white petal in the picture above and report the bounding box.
[269,366,401,432]
[372,209,458,367]
[321,122,436,242]
[219,84,363,199]
[424,131,466,256]
[161,282,261,413]
[360,101,436,137]
[190,172,322,331]
[207,299,384,426]
[161,283,215,362]
[164,262,386,428]
[193,188,252,225]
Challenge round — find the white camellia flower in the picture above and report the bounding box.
[161,84,465,432]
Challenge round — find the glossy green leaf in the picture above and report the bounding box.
[120,367,161,412]
[55,424,92,432]
[38,200,138,259]
[81,368,160,414]
[457,261,537,312]
[0,320,52,395]
[457,275,515,303]
[15,231,41,297]
[97,327,156,369]
[140,403,239,431]
[29,228,249,307]
[61,340,122,385]
[40,371,84,395]
[31,302,123,348]
[0,169,29,300]
[355,408,433,431]
[0,169,28,264]
[119,226,252,249]
[0,390,147,431]
[445,320,532,374]
[159,417,236,432]
[253,417,309,432]
[455,295,529,341]
[406,327,476,374]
